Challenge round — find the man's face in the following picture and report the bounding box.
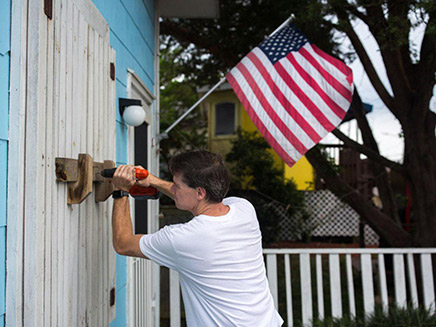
[170,173,200,212]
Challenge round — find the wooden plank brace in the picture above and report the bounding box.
[55,154,115,204]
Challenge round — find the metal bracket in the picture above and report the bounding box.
[55,154,116,204]
[156,132,169,143]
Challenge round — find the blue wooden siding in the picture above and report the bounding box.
[91,0,155,325]
[0,0,10,325]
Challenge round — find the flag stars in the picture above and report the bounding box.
[258,24,309,64]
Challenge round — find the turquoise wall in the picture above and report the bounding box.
[0,0,10,326]
[91,0,155,325]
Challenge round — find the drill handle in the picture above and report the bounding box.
[99,167,159,200]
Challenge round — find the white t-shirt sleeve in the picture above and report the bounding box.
[139,225,179,270]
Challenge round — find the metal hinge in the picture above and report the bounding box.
[44,0,53,20]
[110,62,115,81]
[110,287,116,306]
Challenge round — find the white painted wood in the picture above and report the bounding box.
[420,254,435,313]
[22,0,48,325]
[127,70,156,327]
[266,254,278,309]
[377,254,389,315]
[97,31,104,327]
[393,254,407,309]
[108,47,117,323]
[6,0,28,324]
[72,0,109,40]
[54,2,66,325]
[170,270,181,327]
[236,248,436,327]
[85,26,95,326]
[284,254,293,327]
[263,248,436,255]
[407,253,418,308]
[152,8,161,326]
[345,254,356,318]
[316,254,324,320]
[131,257,154,327]
[11,0,117,325]
[44,2,55,325]
[147,260,154,327]
[300,253,312,326]
[132,259,147,327]
[64,4,75,326]
[329,254,342,318]
[361,254,374,316]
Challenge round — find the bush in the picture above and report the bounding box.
[226,128,304,245]
[293,305,436,327]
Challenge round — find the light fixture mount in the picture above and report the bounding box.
[119,98,145,127]
[119,98,142,116]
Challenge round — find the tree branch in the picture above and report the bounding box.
[306,147,412,247]
[349,89,403,224]
[343,3,369,26]
[160,20,233,65]
[331,129,406,174]
[340,18,396,112]
[418,14,436,88]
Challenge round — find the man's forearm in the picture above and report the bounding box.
[146,175,175,200]
[112,196,147,258]
[112,197,133,253]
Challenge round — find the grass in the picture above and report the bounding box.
[292,305,436,326]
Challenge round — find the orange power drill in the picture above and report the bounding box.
[100,167,160,200]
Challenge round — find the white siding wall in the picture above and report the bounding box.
[8,0,117,325]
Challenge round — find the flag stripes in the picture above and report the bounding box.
[298,46,352,102]
[227,24,353,168]
[227,70,299,166]
[237,62,310,155]
[251,48,329,139]
[286,53,348,118]
[275,60,338,130]
[246,51,322,144]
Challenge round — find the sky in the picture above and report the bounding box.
[320,17,435,163]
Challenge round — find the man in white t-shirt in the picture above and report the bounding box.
[111,150,283,327]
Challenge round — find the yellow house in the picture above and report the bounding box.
[199,82,315,190]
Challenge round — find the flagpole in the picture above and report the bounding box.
[157,15,294,143]
[157,76,227,142]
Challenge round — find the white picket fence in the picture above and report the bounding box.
[265,248,436,326]
[165,248,436,327]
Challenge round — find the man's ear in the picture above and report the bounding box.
[196,187,207,200]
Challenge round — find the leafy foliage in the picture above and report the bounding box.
[226,129,304,244]
[160,0,340,86]
[159,0,436,246]
[159,43,208,179]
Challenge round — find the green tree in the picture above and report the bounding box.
[160,1,436,247]
[226,129,304,244]
[159,41,207,179]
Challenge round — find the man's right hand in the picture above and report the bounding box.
[135,171,156,188]
[135,173,175,200]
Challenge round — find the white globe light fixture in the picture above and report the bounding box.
[119,98,145,127]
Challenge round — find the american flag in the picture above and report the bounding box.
[226,24,353,167]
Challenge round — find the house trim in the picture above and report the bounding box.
[7,0,27,324]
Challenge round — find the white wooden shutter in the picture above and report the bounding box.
[18,0,116,326]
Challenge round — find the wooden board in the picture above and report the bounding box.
[15,0,116,325]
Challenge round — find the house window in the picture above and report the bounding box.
[215,102,235,135]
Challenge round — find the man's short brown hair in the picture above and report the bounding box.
[169,150,230,203]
